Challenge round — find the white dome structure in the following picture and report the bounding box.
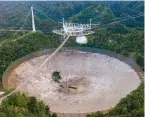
[76,36,88,44]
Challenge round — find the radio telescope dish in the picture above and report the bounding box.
[53,18,95,44]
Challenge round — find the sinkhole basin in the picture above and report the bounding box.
[3,48,142,114]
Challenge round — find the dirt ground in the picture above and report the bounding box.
[6,51,140,113]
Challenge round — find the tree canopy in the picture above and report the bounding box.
[0,92,56,117]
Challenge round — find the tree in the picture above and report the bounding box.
[52,113,57,117]
[0,92,53,117]
[27,97,38,114]
[87,111,104,117]
[52,71,61,83]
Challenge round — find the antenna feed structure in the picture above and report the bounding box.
[53,18,95,44]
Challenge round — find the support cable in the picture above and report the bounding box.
[0,35,70,103]
[94,14,144,29]
[0,8,144,103]
[0,9,31,33]
[33,7,61,26]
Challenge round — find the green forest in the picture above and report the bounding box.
[0,92,57,117]
[0,1,144,117]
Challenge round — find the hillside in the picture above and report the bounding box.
[105,1,144,27]
[0,92,55,117]
[0,1,143,34]
[0,1,144,117]
[0,32,60,88]
[69,3,115,24]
